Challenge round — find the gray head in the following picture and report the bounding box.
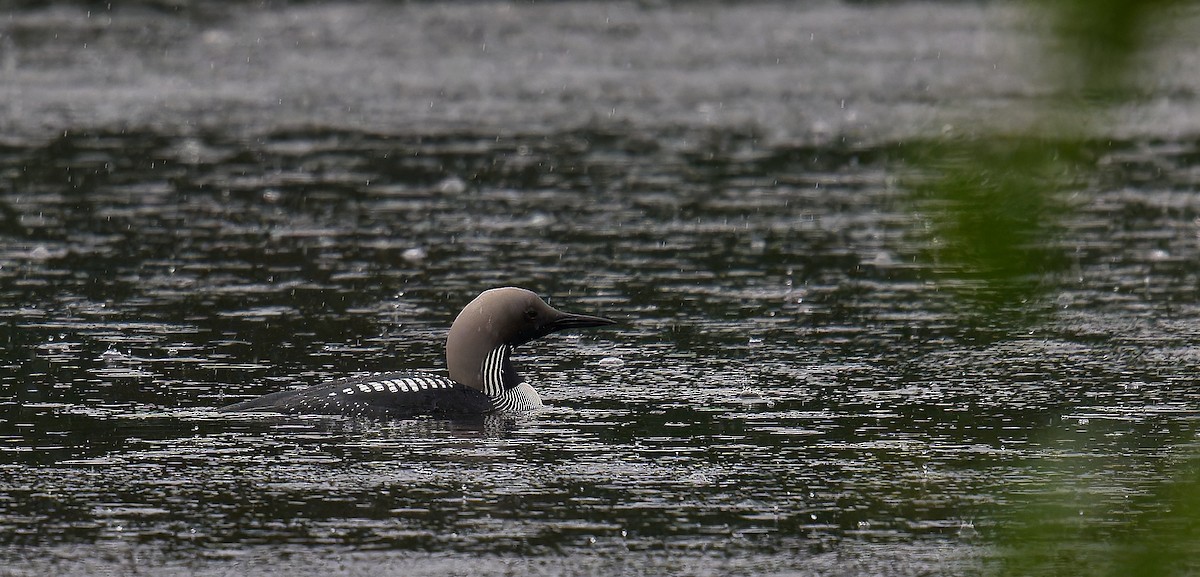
[445,287,615,393]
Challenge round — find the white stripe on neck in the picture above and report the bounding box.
[481,345,508,397]
[480,345,542,412]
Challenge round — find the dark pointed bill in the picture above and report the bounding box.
[547,312,616,331]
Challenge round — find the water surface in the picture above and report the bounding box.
[2,2,1200,576]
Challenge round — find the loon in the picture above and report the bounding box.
[219,287,615,419]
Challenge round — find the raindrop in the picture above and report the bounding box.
[28,246,52,261]
[402,247,427,262]
[99,348,124,362]
[437,176,467,194]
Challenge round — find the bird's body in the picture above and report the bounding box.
[219,288,613,419]
[219,372,494,419]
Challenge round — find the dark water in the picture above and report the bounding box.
[3,2,1200,576]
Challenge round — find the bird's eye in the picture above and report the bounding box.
[524,309,538,320]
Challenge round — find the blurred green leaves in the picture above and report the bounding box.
[906,0,1184,306]
[899,1,1197,576]
[1051,0,1178,97]
[907,137,1086,309]
[990,447,1200,577]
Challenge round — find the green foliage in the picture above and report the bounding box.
[901,1,1199,575]
[1049,0,1180,97]
[907,0,1187,306]
[905,137,1086,309]
[988,449,1200,577]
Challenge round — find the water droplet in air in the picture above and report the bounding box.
[437,176,467,194]
[402,247,427,262]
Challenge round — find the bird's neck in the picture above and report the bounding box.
[478,345,521,397]
[445,337,543,412]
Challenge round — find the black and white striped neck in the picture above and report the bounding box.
[481,345,543,412]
